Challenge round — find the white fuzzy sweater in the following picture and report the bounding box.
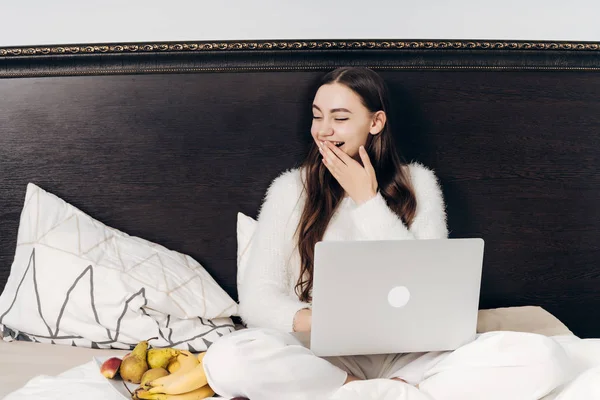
[238,162,449,332]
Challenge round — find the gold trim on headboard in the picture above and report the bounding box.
[1,39,600,57]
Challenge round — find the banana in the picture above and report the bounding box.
[148,363,208,395]
[147,350,199,388]
[135,385,214,400]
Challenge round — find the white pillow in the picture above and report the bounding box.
[0,183,238,350]
[236,212,257,301]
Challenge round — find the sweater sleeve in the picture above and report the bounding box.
[237,170,310,332]
[350,163,449,240]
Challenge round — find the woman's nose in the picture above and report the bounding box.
[318,123,334,136]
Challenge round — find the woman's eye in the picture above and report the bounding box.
[312,116,322,120]
[335,118,348,121]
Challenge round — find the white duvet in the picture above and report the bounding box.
[4,335,600,400]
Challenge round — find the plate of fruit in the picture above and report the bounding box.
[95,337,215,399]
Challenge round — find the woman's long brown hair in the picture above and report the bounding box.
[294,67,417,303]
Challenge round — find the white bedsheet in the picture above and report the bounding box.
[2,360,220,400]
[4,335,600,400]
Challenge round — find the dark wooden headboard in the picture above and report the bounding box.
[1,40,599,338]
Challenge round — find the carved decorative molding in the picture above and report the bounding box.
[2,40,600,57]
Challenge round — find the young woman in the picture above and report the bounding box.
[203,67,571,400]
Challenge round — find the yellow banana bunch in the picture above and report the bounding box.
[146,350,199,389]
[135,385,214,400]
[148,363,208,395]
[137,351,212,400]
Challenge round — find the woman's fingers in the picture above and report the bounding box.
[359,146,375,177]
[323,141,350,166]
[319,142,342,170]
[322,156,340,181]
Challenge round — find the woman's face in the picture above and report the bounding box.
[311,82,384,160]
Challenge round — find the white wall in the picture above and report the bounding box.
[1,0,599,47]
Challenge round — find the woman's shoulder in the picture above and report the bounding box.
[260,167,305,209]
[266,167,304,194]
[404,162,444,200]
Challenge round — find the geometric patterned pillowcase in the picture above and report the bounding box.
[0,183,237,350]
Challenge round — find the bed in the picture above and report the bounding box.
[1,39,599,399]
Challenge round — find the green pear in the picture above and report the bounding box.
[119,339,152,384]
[147,348,180,369]
[140,367,169,387]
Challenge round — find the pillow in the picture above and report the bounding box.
[236,212,257,299]
[477,306,573,337]
[0,183,237,350]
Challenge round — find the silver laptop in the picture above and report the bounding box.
[308,238,485,357]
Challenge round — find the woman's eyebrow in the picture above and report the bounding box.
[331,108,352,113]
[312,104,352,113]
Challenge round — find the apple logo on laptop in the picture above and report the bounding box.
[388,286,410,308]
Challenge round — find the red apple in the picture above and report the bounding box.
[100,357,122,379]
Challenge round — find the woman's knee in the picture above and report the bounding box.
[420,332,574,400]
[497,332,571,374]
[203,328,297,396]
[520,333,574,388]
[477,331,573,382]
[203,330,248,395]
